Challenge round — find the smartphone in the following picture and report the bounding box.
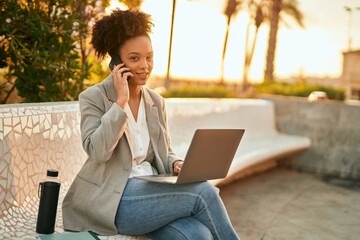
[109,53,130,81]
[109,53,123,71]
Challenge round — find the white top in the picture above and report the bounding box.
[125,96,154,178]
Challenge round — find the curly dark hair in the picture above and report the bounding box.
[91,9,154,59]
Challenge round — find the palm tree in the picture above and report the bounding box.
[242,0,265,89]
[264,0,304,82]
[221,0,242,84]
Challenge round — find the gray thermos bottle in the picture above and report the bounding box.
[36,169,61,234]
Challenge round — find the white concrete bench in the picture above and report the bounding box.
[166,99,311,185]
[0,99,310,239]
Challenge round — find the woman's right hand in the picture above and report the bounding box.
[112,63,133,109]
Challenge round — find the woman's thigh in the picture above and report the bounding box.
[115,179,219,235]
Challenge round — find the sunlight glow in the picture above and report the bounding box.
[277,27,342,77]
[105,0,360,83]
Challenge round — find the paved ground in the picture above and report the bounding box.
[219,167,360,240]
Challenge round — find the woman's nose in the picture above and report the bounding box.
[139,59,148,69]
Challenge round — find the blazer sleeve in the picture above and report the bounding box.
[79,86,128,163]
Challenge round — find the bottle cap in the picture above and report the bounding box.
[47,169,59,177]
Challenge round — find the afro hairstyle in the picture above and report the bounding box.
[91,9,154,59]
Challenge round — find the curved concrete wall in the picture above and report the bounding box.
[265,95,360,179]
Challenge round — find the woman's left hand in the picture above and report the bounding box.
[173,161,183,175]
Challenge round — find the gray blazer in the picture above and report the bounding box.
[62,75,181,235]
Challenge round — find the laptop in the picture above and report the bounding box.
[134,129,245,184]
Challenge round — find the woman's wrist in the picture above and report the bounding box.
[116,99,127,109]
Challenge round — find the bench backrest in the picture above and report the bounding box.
[0,102,86,213]
[166,99,278,157]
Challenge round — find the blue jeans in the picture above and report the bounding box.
[115,179,239,240]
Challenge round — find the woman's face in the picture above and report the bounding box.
[119,36,153,86]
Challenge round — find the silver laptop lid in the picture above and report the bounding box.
[177,129,245,184]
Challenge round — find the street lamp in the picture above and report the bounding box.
[344,6,360,51]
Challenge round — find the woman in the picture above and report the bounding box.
[62,9,239,240]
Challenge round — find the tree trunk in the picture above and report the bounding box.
[221,16,232,85]
[164,0,176,89]
[242,21,250,89]
[264,0,281,82]
[243,25,259,90]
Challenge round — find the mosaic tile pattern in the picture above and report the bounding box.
[0,102,146,240]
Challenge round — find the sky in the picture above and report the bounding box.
[108,0,360,83]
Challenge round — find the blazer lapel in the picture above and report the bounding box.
[142,87,167,173]
[143,88,160,145]
[143,88,166,173]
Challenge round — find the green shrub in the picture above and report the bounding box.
[161,86,237,98]
[1,0,82,103]
[254,82,346,101]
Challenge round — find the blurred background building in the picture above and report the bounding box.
[341,49,360,100]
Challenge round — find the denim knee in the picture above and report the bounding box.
[193,181,221,203]
[198,181,220,195]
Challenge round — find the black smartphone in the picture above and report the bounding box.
[109,53,130,80]
[109,53,122,71]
